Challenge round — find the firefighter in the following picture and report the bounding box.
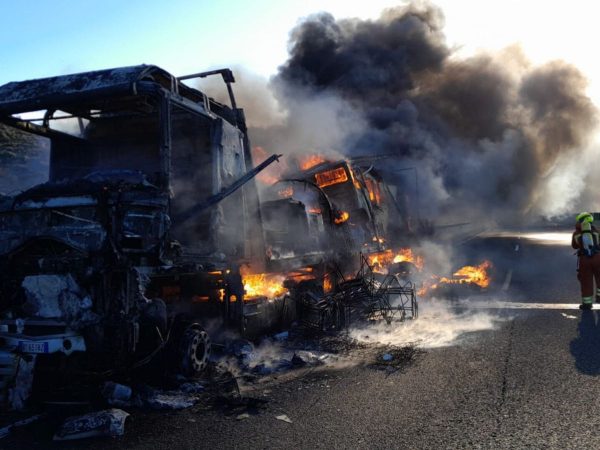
[572,212,600,309]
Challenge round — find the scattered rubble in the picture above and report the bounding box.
[21,274,98,328]
[140,387,200,411]
[275,414,293,424]
[274,331,289,341]
[7,355,36,411]
[101,382,132,407]
[53,409,129,441]
[370,346,421,374]
[0,324,422,442]
[102,381,206,411]
[0,413,45,439]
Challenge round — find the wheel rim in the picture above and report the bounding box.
[189,330,211,372]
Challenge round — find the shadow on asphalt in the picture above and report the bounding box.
[570,310,600,375]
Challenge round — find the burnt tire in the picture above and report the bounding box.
[178,326,211,377]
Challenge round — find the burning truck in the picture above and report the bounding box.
[0,65,290,405]
[0,65,429,409]
[261,155,414,269]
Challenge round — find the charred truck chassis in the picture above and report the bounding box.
[0,65,279,406]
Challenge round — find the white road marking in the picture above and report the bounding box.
[464,301,589,310]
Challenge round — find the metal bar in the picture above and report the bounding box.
[225,82,237,111]
[159,93,172,190]
[0,116,86,142]
[356,168,384,248]
[174,153,282,225]
[177,69,238,111]
[178,69,235,82]
[19,113,95,122]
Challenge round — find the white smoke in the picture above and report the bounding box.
[350,299,504,349]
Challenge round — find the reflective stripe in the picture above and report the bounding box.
[583,296,594,305]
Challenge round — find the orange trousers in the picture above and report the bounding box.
[578,253,600,300]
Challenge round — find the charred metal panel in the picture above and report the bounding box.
[0,205,106,257]
[262,199,313,257]
[0,65,172,115]
[170,114,258,259]
[215,119,250,258]
[170,108,215,252]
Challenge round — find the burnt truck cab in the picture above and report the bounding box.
[0,65,272,402]
[262,159,408,275]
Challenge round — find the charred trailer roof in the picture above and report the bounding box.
[0,65,267,263]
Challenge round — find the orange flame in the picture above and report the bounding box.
[323,273,333,293]
[368,248,424,273]
[334,211,350,225]
[242,272,287,299]
[440,261,492,288]
[315,167,349,188]
[300,155,326,170]
[364,178,382,205]
[419,261,493,295]
[278,186,294,198]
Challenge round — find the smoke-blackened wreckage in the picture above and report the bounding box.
[0,2,596,441]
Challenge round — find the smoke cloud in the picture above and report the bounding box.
[351,299,504,349]
[247,1,598,225]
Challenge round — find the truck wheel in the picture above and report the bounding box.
[178,326,211,377]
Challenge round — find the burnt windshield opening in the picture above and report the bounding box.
[0,123,50,195]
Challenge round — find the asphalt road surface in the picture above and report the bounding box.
[6,229,600,449]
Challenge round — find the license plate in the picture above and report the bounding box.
[19,341,49,353]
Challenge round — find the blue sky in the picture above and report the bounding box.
[2,0,600,106]
[0,0,397,84]
[1,0,275,82]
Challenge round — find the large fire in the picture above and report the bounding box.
[242,272,287,299]
[419,261,493,295]
[315,166,349,188]
[300,155,326,170]
[367,248,424,273]
[241,266,318,299]
[443,261,493,288]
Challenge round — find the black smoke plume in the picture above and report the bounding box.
[252,2,597,225]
